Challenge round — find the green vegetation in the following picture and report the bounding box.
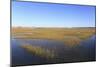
[20,44,55,59]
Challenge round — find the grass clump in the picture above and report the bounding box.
[20,44,55,59]
[63,36,81,47]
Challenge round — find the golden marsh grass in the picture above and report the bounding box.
[12,27,95,46]
[20,44,55,59]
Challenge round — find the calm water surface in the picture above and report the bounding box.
[11,35,96,66]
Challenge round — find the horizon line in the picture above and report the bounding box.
[12,26,96,28]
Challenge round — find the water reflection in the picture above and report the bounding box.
[11,35,96,66]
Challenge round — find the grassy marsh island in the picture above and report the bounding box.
[12,27,95,46]
[12,27,95,60]
[20,44,56,59]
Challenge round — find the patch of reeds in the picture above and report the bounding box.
[20,44,55,59]
[63,36,81,47]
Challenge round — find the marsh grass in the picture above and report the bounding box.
[12,27,95,40]
[63,36,82,47]
[20,44,55,59]
[12,27,95,46]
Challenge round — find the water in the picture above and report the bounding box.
[11,35,96,66]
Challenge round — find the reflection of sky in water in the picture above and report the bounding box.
[11,35,96,66]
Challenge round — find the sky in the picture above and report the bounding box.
[12,1,96,27]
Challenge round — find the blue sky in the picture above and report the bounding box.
[12,1,96,27]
